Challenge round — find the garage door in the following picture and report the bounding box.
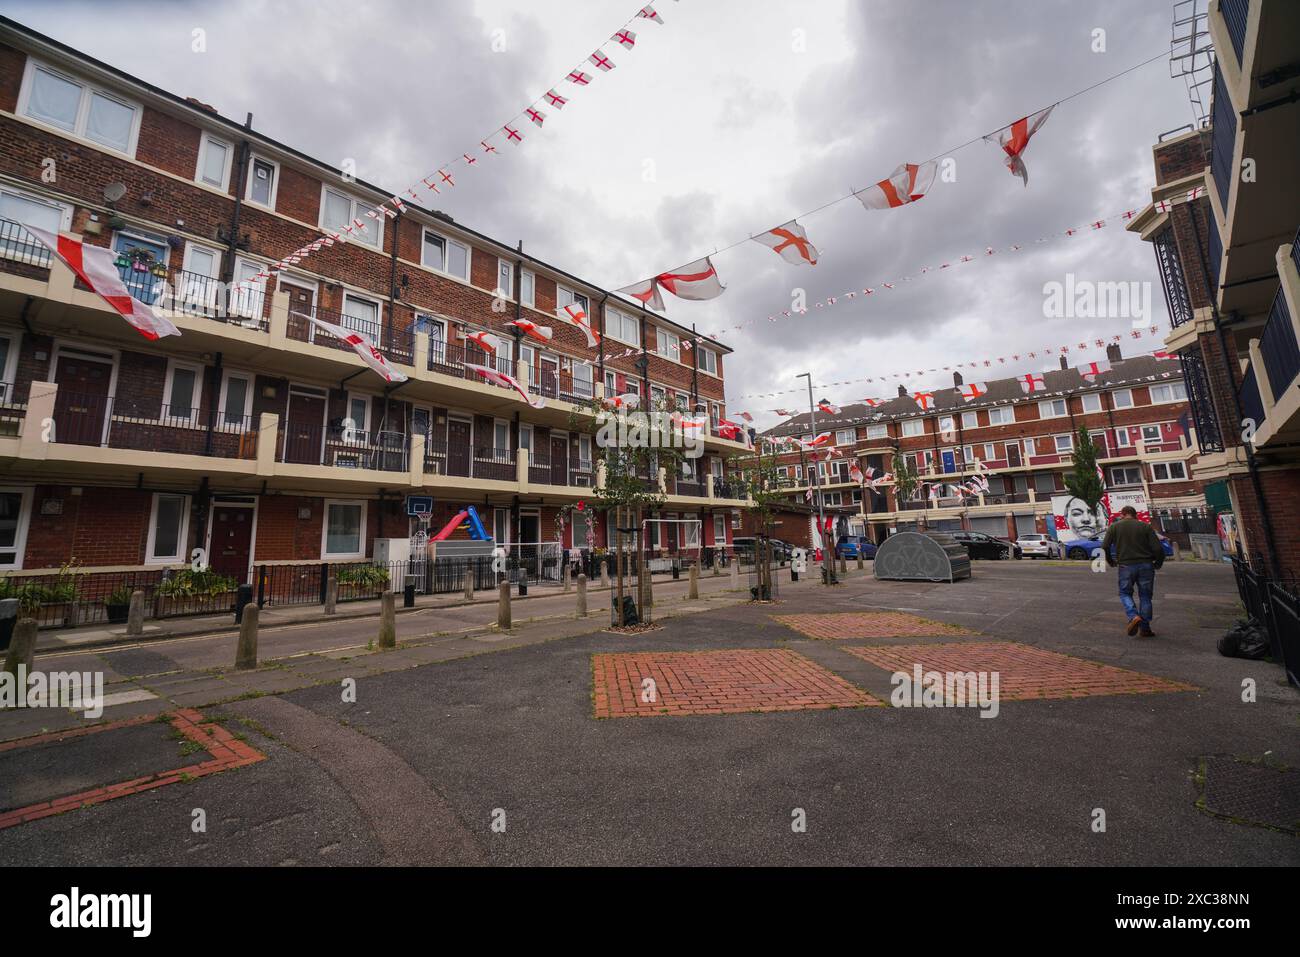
[969,516,1006,535]
[1015,514,1040,536]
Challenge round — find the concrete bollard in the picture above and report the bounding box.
[730,559,739,588]
[126,589,146,637]
[497,581,512,630]
[2,618,38,677]
[563,564,572,594]
[712,557,720,577]
[857,552,864,570]
[688,563,699,600]
[324,576,338,615]
[577,573,588,617]
[600,560,609,588]
[235,605,259,670]
[378,591,397,649]
[839,555,847,574]
[463,567,475,601]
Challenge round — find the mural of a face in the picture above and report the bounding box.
[1064,497,1107,540]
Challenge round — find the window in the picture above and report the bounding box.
[0,487,33,569]
[558,286,589,316]
[341,293,380,337]
[229,258,266,321]
[421,229,469,279]
[1115,428,1132,447]
[1054,434,1073,453]
[656,327,680,362]
[938,415,955,435]
[901,419,925,437]
[247,156,278,208]
[794,466,803,481]
[698,347,718,375]
[961,411,978,429]
[196,133,232,190]
[147,493,189,564]
[519,269,535,308]
[1033,473,1057,493]
[606,306,640,346]
[603,370,617,397]
[20,61,141,155]
[496,260,513,299]
[0,332,15,404]
[1151,461,1187,482]
[1039,399,1068,419]
[1150,382,1188,403]
[836,429,856,446]
[578,435,593,470]
[987,406,1014,425]
[1112,388,1134,409]
[1081,392,1103,413]
[493,420,510,451]
[519,424,532,453]
[220,372,252,425]
[323,500,366,558]
[322,187,381,247]
[1109,466,1142,486]
[866,424,889,440]
[1141,425,1162,444]
[572,362,594,398]
[344,393,370,436]
[164,360,201,422]
[1,188,73,261]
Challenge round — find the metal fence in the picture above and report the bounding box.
[1231,557,1300,689]
[0,567,242,628]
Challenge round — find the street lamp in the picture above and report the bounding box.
[797,373,833,585]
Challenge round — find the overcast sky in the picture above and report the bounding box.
[9,0,1199,427]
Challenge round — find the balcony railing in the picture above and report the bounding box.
[276,422,409,472]
[674,477,705,498]
[287,306,414,367]
[1210,62,1236,212]
[170,270,269,331]
[1259,286,1299,401]
[1292,225,1300,275]
[472,447,516,482]
[1238,362,1265,431]
[1221,0,1250,66]
[0,219,52,273]
[1181,346,1225,452]
[50,391,257,458]
[427,340,514,381]
[0,381,24,436]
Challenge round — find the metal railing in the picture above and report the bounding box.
[0,218,51,270]
[276,422,410,472]
[427,340,513,380]
[1259,287,1298,401]
[0,381,23,434]
[1210,62,1236,212]
[287,305,414,367]
[1220,0,1250,66]
[0,567,246,628]
[472,446,516,482]
[171,269,269,331]
[1231,556,1298,689]
[49,391,258,457]
[1238,362,1264,431]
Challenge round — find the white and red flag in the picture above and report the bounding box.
[960,381,988,402]
[588,50,616,72]
[557,302,600,348]
[752,220,819,266]
[771,408,797,416]
[1152,350,1176,360]
[506,318,553,344]
[715,419,744,440]
[617,256,725,311]
[603,392,640,411]
[466,363,545,409]
[849,462,865,484]
[526,107,546,127]
[29,228,181,340]
[984,105,1054,186]
[913,391,936,410]
[638,5,663,23]
[736,412,754,423]
[1018,372,1046,394]
[804,432,832,448]
[854,161,937,210]
[303,314,407,383]
[566,70,591,85]
[861,397,881,407]
[544,89,568,108]
[1076,359,1111,381]
[465,330,499,354]
[818,399,841,415]
[612,29,636,48]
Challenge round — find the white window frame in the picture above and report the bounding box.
[195,132,234,191]
[606,306,640,347]
[162,359,203,425]
[1150,382,1188,404]
[421,228,469,280]
[146,492,190,565]
[0,485,33,570]
[496,259,514,299]
[322,499,367,559]
[1038,398,1068,419]
[1112,388,1134,409]
[0,187,74,264]
[656,327,680,362]
[901,419,925,437]
[865,424,889,440]
[218,370,254,425]
[1054,434,1074,453]
[987,406,1014,425]
[1151,461,1188,482]
[557,285,590,316]
[697,346,718,376]
[246,154,280,210]
[960,411,978,429]
[938,415,956,435]
[17,58,143,156]
[519,268,536,308]
[1141,424,1162,444]
[836,428,856,446]
[1115,428,1133,448]
[1080,392,1103,413]
[343,391,373,439]
[1109,465,1142,486]
[322,185,381,248]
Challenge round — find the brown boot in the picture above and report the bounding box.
[1139,626,1155,637]
[1126,616,1143,636]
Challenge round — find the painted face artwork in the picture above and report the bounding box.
[1065,497,1106,540]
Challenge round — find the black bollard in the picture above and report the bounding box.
[234,583,253,624]
[403,580,415,608]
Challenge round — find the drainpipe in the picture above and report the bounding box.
[205,351,223,457]
[690,322,699,410]
[221,113,253,285]
[512,240,524,377]
[387,208,402,361]
[597,293,608,386]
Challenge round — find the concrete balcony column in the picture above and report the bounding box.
[595,458,606,491]
[408,432,425,486]
[255,412,278,477]
[1028,488,1037,503]
[657,466,667,494]
[45,238,78,302]
[518,447,530,492]
[414,330,431,373]
[707,473,715,500]
[1276,242,1300,349]
[1247,338,1275,410]
[268,288,290,344]
[18,381,57,460]
[516,357,530,388]
[594,379,606,402]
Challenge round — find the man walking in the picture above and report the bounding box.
[1102,505,1165,637]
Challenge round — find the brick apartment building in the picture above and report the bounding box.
[760,345,1208,548]
[1126,0,1299,588]
[0,17,751,598]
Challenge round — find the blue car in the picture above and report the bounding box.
[1062,532,1174,561]
[836,537,877,559]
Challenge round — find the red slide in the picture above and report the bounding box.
[430,510,469,542]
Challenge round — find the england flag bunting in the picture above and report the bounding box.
[772,408,797,416]
[1076,359,1111,381]
[736,412,754,423]
[849,462,864,484]
[959,381,988,402]
[28,228,181,340]
[602,392,641,411]
[818,400,841,415]
[506,318,553,344]
[589,50,616,72]
[465,330,500,354]
[854,161,938,210]
[303,314,407,383]
[715,419,744,440]
[1018,372,1047,394]
[983,105,1055,186]
[803,432,832,448]
[861,397,881,407]
[913,391,935,409]
[638,5,663,23]
[612,29,637,48]
[752,220,820,266]
[558,302,600,348]
[616,256,725,312]
[466,363,546,409]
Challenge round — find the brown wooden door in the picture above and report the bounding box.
[209,506,253,583]
[281,281,316,340]
[283,392,325,464]
[540,357,559,398]
[550,434,567,486]
[53,354,113,446]
[1006,443,1021,467]
[447,419,471,476]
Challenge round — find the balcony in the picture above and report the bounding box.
[48,390,258,458]
[1210,62,1236,212]
[166,269,270,333]
[1220,0,1250,65]
[1259,286,1298,400]
[1154,225,1197,329]
[287,305,412,367]
[276,422,408,472]
[1238,361,1265,429]
[428,339,513,381]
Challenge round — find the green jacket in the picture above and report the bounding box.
[1102,518,1165,567]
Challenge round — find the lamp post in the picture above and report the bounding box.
[798,373,832,585]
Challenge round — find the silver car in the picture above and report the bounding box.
[1017,534,1062,559]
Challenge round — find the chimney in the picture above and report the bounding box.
[953,371,963,386]
[897,384,908,397]
[1106,343,1122,363]
[1059,355,1068,370]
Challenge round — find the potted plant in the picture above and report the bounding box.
[155,568,238,616]
[105,585,133,624]
[335,564,390,600]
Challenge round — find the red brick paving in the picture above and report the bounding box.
[843,641,1200,701]
[592,649,880,718]
[0,708,266,830]
[773,612,978,640]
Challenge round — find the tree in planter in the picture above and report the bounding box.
[890,450,920,511]
[1064,427,1106,514]
[728,440,788,601]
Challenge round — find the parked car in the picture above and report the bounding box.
[949,531,1020,560]
[1063,533,1175,561]
[836,536,878,559]
[1017,534,1063,559]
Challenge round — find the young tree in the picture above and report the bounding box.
[728,440,787,600]
[1065,426,1105,512]
[890,449,919,508]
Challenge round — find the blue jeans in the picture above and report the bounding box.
[1118,563,1155,624]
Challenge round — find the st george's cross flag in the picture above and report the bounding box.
[818,399,841,415]
[803,432,832,448]
[506,318,553,344]
[28,228,181,340]
[960,381,989,402]
[1076,359,1111,381]
[854,161,938,210]
[849,462,865,485]
[303,314,407,382]
[913,391,936,410]
[466,363,545,409]
[984,105,1055,186]
[557,302,600,348]
[861,397,882,407]
[465,330,500,354]
[637,5,663,24]
[772,408,797,417]
[1018,372,1047,393]
[752,220,820,265]
[616,256,725,312]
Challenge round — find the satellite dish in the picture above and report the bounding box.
[103,182,127,204]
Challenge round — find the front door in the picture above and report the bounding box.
[283,391,325,464]
[281,280,316,338]
[550,434,567,486]
[447,419,471,476]
[942,450,955,473]
[1006,443,1021,467]
[54,352,114,446]
[540,356,559,398]
[209,506,253,583]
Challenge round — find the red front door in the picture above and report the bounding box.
[283,392,325,464]
[550,435,567,486]
[447,419,471,476]
[53,353,113,446]
[209,506,253,583]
